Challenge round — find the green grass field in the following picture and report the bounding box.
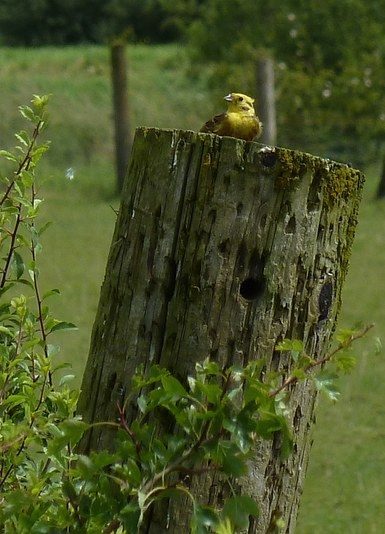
[1,44,384,533]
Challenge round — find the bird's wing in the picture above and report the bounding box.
[200,113,227,133]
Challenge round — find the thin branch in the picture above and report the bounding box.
[269,323,374,398]
[172,464,218,476]
[30,181,52,386]
[117,402,141,457]
[140,371,234,496]
[103,520,121,534]
[0,120,43,207]
[0,203,22,288]
[141,417,217,497]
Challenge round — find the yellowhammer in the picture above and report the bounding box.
[200,93,262,141]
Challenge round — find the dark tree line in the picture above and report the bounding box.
[0,0,201,46]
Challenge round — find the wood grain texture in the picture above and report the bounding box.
[77,127,364,533]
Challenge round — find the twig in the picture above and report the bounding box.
[117,402,141,457]
[103,520,121,534]
[269,323,374,397]
[30,181,52,386]
[0,204,22,288]
[0,120,43,207]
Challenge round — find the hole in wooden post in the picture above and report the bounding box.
[318,278,333,322]
[236,202,244,215]
[307,177,320,212]
[285,215,296,234]
[261,151,277,168]
[240,276,265,301]
[317,224,325,242]
[218,239,230,257]
[208,209,217,225]
[260,213,267,229]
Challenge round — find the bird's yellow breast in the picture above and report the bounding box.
[220,112,261,141]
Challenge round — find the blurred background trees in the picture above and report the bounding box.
[187,0,385,164]
[1,0,384,167]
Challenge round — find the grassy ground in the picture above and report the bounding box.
[297,173,385,533]
[1,44,384,532]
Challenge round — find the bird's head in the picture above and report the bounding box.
[224,93,255,114]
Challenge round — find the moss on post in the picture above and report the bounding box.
[77,127,364,533]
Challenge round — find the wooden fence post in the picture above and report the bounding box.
[110,42,131,194]
[376,152,385,198]
[256,55,277,146]
[77,128,364,532]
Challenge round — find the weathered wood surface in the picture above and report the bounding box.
[78,127,364,532]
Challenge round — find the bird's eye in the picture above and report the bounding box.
[239,97,243,101]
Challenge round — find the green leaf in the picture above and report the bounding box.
[32,94,50,109]
[19,104,38,123]
[313,372,340,401]
[222,452,247,477]
[0,149,17,162]
[254,410,293,459]
[197,382,222,403]
[201,359,221,375]
[28,268,36,282]
[192,504,219,534]
[336,328,355,346]
[222,408,253,454]
[275,339,304,362]
[90,450,118,470]
[374,336,382,356]
[47,344,60,357]
[276,339,304,352]
[188,375,197,392]
[0,325,14,337]
[12,251,24,279]
[38,221,52,236]
[137,394,148,413]
[214,518,233,534]
[167,435,187,455]
[334,352,356,373]
[14,278,34,289]
[76,454,96,478]
[291,368,307,380]
[120,501,141,533]
[60,418,88,445]
[31,144,50,165]
[42,288,60,301]
[223,495,259,529]
[243,382,269,406]
[124,458,142,486]
[279,426,294,460]
[50,321,78,332]
[161,374,188,398]
[2,393,27,408]
[14,130,30,146]
[213,441,247,477]
[62,479,78,503]
[59,374,75,386]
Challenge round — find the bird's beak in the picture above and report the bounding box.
[224,94,233,102]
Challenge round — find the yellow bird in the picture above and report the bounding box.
[200,92,262,141]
